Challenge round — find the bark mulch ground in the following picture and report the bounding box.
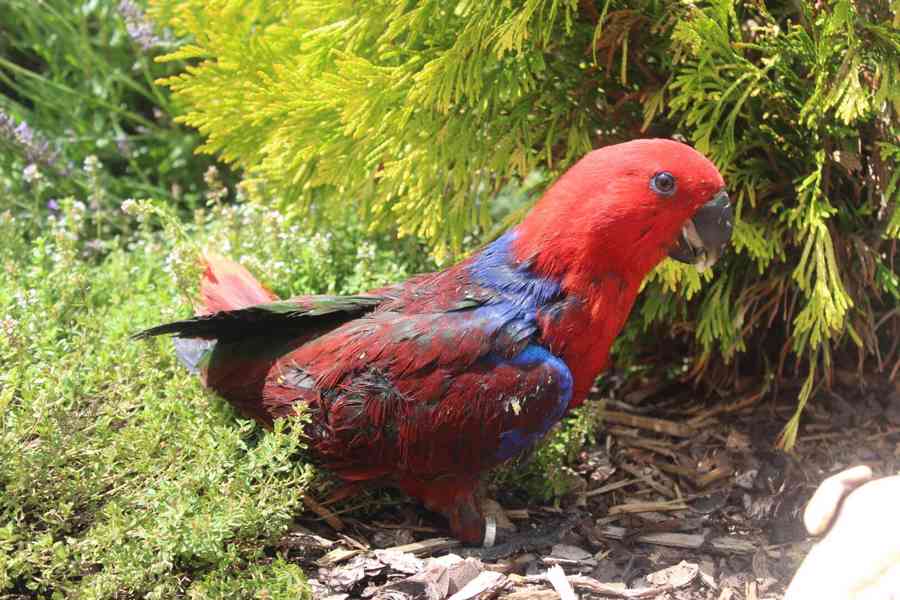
[284,370,900,600]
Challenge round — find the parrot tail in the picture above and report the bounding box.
[137,252,389,424]
[135,253,385,377]
[157,253,278,375]
[197,252,279,315]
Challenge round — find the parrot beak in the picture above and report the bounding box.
[668,189,733,271]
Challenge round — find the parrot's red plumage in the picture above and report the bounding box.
[137,139,732,544]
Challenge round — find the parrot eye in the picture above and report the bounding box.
[650,171,677,197]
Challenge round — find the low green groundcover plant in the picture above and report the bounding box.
[0,187,438,597]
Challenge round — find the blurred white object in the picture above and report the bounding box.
[785,466,900,599]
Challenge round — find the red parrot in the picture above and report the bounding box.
[137,139,732,545]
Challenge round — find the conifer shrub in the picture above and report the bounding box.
[148,0,900,446]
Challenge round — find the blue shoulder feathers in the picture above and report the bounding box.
[469,230,575,460]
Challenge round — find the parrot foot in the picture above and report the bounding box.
[459,511,583,561]
[441,494,516,546]
[399,477,515,547]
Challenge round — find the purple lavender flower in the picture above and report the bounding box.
[118,0,164,51]
[47,199,60,213]
[0,110,61,170]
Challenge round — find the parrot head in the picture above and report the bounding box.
[514,138,733,286]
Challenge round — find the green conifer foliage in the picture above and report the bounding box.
[149,0,899,447]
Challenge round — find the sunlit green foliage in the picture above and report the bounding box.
[149,0,900,447]
[0,172,435,597]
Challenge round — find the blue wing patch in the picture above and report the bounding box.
[467,230,574,462]
[494,344,573,461]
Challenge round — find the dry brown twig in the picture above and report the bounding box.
[604,410,696,437]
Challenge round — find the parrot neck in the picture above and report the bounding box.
[539,269,641,406]
[468,230,563,310]
[511,213,664,292]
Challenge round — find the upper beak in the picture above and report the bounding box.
[668,190,733,271]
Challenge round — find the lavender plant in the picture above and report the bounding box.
[0,0,218,236]
[118,0,170,51]
[0,111,62,171]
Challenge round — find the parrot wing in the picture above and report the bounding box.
[265,303,574,481]
[132,295,386,342]
[133,295,390,405]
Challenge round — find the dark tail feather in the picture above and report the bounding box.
[141,253,273,375]
[135,253,385,378]
[133,297,385,342]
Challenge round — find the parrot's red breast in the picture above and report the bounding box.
[137,139,731,544]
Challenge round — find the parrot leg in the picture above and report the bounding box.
[399,476,495,546]
[445,493,489,546]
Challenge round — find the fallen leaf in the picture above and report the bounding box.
[546,565,577,600]
[446,557,483,594]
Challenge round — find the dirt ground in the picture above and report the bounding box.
[284,370,900,600]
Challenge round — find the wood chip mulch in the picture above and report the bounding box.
[278,370,900,599]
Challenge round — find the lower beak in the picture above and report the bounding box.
[668,190,733,270]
